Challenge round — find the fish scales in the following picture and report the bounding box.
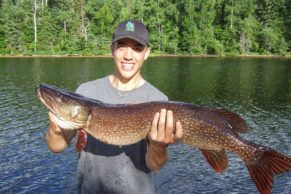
[36,83,291,194]
[89,102,233,149]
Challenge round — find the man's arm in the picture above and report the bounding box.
[45,112,76,153]
[146,109,183,171]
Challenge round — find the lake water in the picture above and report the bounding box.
[0,57,290,194]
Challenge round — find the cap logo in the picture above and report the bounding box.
[126,21,134,32]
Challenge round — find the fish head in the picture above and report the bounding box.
[36,83,91,130]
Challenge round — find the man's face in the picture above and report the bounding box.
[112,38,150,81]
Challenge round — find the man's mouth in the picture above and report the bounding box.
[122,63,134,71]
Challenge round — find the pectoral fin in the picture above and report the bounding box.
[75,129,87,152]
[200,149,228,173]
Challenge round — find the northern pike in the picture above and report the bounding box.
[36,83,291,194]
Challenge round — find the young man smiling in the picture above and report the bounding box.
[45,19,183,194]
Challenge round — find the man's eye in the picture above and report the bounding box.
[134,46,144,52]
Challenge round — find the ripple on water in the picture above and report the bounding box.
[0,82,79,193]
[1,58,291,194]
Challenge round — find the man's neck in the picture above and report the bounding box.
[109,74,145,91]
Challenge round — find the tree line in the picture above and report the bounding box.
[0,0,290,56]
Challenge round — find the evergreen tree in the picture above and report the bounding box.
[142,0,179,53]
[181,0,222,55]
[255,0,288,54]
[0,0,289,55]
[284,0,291,51]
[215,0,260,55]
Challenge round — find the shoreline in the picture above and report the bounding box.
[0,54,290,58]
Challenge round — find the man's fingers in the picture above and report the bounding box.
[157,109,166,141]
[48,112,62,133]
[149,112,160,140]
[149,109,184,145]
[175,121,183,141]
[48,111,55,121]
[165,110,174,143]
[84,114,92,129]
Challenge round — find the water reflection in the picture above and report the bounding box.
[0,57,290,193]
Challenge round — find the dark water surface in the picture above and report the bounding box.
[0,57,290,194]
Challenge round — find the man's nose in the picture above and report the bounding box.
[123,47,133,60]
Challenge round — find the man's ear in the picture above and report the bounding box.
[144,47,150,60]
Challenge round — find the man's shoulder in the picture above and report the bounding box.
[143,82,168,101]
[79,77,107,88]
[76,76,109,96]
[77,76,108,89]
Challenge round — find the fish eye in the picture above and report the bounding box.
[61,97,70,103]
[56,97,62,103]
[71,106,80,118]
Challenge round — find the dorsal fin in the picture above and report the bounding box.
[211,109,248,134]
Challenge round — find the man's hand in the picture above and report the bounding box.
[146,109,183,171]
[148,109,183,145]
[48,111,62,134]
[45,112,76,153]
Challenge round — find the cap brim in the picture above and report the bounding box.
[112,35,148,46]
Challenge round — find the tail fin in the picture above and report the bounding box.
[246,148,291,194]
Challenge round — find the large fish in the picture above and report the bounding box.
[36,83,290,194]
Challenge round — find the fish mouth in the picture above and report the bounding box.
[36,85,80,130]
[36,84,73,126]
[36,85,60,116]
[36,83,91,130]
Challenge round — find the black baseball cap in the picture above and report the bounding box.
[112,19,149,46]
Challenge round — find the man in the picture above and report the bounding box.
[45,19,183,194]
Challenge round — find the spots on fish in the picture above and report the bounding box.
[87,110,151,145]
[38,84,291,194]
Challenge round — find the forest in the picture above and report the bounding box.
[0,0,290,56]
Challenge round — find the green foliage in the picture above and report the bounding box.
[255,0,288,54]
[0,0,289,56]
